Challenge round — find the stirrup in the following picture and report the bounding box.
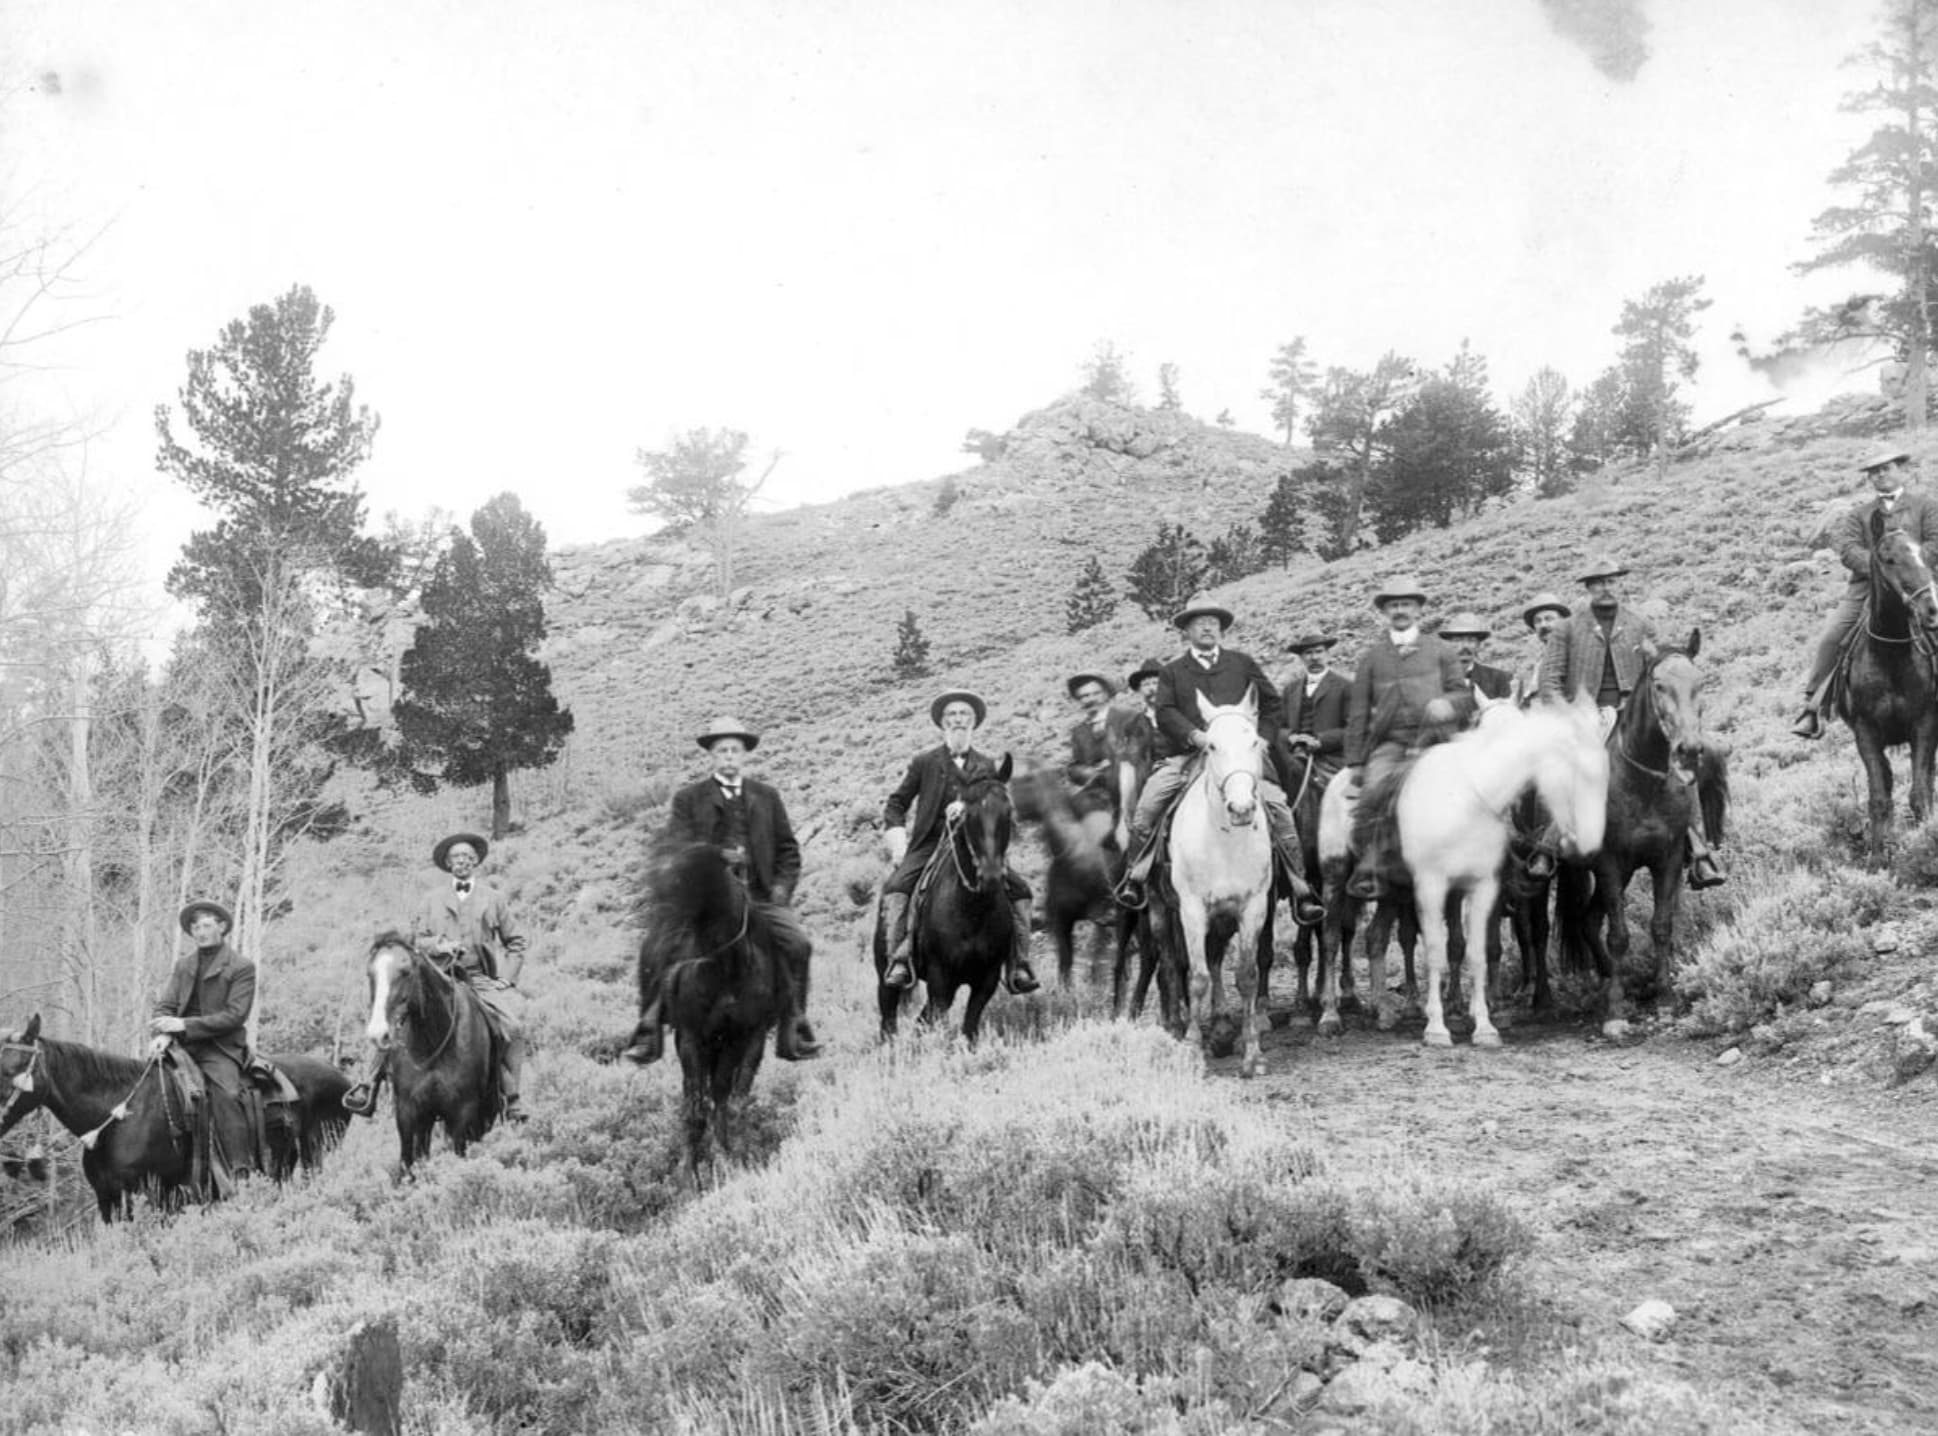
[342,1081,377,1117]
[1688,857,1727,891]
[1113,876,1148,911]
[1005,966,1041,996]
[1292,894,1325,928]
[1790,709,1823,740]
[1525,850,1556,880]
[1346,868,1383,903]
[883,956,915,990]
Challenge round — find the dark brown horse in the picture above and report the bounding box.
[364,933,501,1169]
[875,755,1019,1042]
[0,1014,349,1221]
[1565,633,1728,1034]
[1834,519,1938,862]
[641,843,791,1179]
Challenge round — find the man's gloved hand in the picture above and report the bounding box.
[1424,697,1456,725]
[945,799,965,822]
[149,1016,186,1037]
[1288,734,1320,751]
[147,1035,172,1057]
[884,828,908,865]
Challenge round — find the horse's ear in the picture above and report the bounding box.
[1197,690,1216,723]
[22,1014,38,1042]
[1509,673,1527,707]
[1241,687,1258,719]
[996,753,1013,783]
[1685,627,1701,660]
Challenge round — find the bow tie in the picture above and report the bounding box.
[1194,650,1219,668]
[454,879,472,897]
[718,783,741,799]
[1391,635,1417,653]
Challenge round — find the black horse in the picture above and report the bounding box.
[1835,519,1938,863]
[640,843,792,1179]
[0,1014,349,1221]
[364,933,502,1169]
[875,755,1020,1042]
[1562,632,1729,1033]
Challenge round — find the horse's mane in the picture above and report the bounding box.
[645,842,775,967]
[43,1037,148,1089]
[369,928,414,955]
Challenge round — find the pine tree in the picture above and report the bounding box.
[1205,523,1265,586]
[1258,470,1302,568]
[1081,341,1135,403]
[1307,353,1418,554]
[1511,367,1576,497]
[892,609,932,680]
[1371,343,1516,541]
[628,428,781,599]
[1157,363,1183,412]
[1261,337,1319,446]
[1610,277,1710,473]
[1065,555,1119,633]
[1125,523,1207,621]
[388,494,575,837]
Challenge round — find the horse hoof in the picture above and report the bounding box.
[1317,1013,1343,1038]
[1603,1019,1631,1039]
[1241,1054,1264,1079]
[1423,1028,1453,1049]
[1375,1008,1398,1033]
[1473,1028,1502,1049]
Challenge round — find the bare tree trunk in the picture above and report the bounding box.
[1907,8,1931,432]
[491,766,511,838]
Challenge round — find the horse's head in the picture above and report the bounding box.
[1528,695,1610,859]
[1872,521,1938,630]
[1197,692,1266,827]
[959,754,1014,892]
[1638,636,1709,784]
[0,1015,44,1136]
[364,932,420,1050]
[1006,754,1061,824]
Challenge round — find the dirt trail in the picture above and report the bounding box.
[1222,1014,1938,1434]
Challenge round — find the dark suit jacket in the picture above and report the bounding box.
[1833,491,1938,587]
[412,879,526,982]
[154,942,254,1068]
[1282,669,1351,757]
[1541,608,1656,705]
[1467,662,1515,701]
[667,776,803,904]
[885,745,999,858]
[1154,648,1282,760]
[1344,632,1474,765]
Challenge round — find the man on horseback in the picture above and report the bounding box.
[149,900,256,1185]
[1281,632,1349,794]
[625,716,820,1065]
[1541,558,1725,890]
[1065,673,1119,848]
[344,834,531,1121]
[1342,576,1474,901]
[1439,611,1514,702]
[1517,593,1571,703]
[1792,446,1938,740]
[1113,597,1324,924]
[879,691,1041,995]
[1127,660,1162,721]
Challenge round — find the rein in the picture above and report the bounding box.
[389,947,465,1068]
[3,1038,161,1151]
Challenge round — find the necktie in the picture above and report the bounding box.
[721,784,740,800]
[1195,651,1217,668]
[455,879,472,898]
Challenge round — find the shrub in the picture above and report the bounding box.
[1350,1176,1533,1307]
[1675,867,1904,1034]
[1892,819,1938,888]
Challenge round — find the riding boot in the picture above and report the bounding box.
[1686,827,1727,890]
[1790,704,1823,740]
[1272,841,1326,928]
[775,952,822,1061]
[1346,810,1386,902]
[341,1045,389,1117]
[501,1030,528,1123]
[1114,827,1156,910]
[1005,896,1041,994]
[881,891,916,989]
[622,999,663,1065]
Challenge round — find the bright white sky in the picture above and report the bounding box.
[0,0,1894,630]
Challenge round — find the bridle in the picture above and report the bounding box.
[1201,719,1263,831]
[0,1039,42,1125]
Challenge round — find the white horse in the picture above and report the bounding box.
[1162,693,1275,1077]
[1398,694,1608,1047]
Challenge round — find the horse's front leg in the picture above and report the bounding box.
[1364,898,1400,1031]
[1646,858,1684,1008]
[1414,875,1454,1048]
[1175,892,1214,1048]
[1316,857,1351,1034]
[1854,727,1896,866]
[1594,857,1634,1037]
[1913,723,1938,828]
[1465,877,1503,1048]
[1234,895,1272,1078]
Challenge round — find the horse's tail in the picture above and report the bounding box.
[1554,864,1595,975]
[1697,745,1729,846]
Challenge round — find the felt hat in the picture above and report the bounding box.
[433,832,490,872]
[1438,610,1491,639]
[1170,595,1234,631]
[929,690,987,727]
[177,900,233,936]
[695,716,760,751]
[1576,556,1629,584]
[1521,592,1572,629]
[1288,633,1338,653]
[1064,673,1115,700]
[1126,659,1163,688]
[1859,445,1912,473]
[1372,574,1428,608]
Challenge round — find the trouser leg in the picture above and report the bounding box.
[1005,878,1040,994]
[1261,780,1324,925]
[342,1039,390,1116]
[1121,758,1190,887]
[881,890,915,989]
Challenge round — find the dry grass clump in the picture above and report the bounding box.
[1675,866,1904,1035]
[598,1023,1531,1431]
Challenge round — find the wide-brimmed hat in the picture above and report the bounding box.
[1576,556,1629,584]
[1064,673,1115,700]
[1288,633,1338,653]
[178,900,233,935]
[1438,610,1491,639]
[1170,594,1234,631]
[1859,445,1912,473]
[433,832,490,871]
[1521,592,1572,629]
[1126,659,1163,688]
[930,690,987,727]
[695,715,760,751]
[1372,575,1428,608]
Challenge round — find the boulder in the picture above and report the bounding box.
[1275,1276,1351,1325]
[1330,1294,1419,1356]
